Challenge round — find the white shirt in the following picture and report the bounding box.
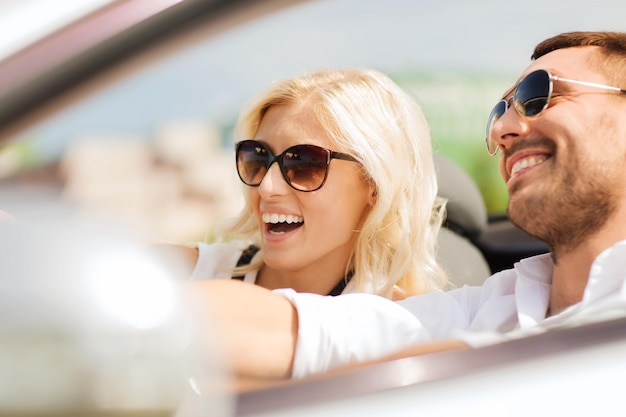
[277,240,626,378]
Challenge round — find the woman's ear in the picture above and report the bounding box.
[368,184,377,206]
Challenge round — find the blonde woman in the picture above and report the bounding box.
[188,67,447,300]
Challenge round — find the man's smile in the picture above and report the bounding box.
[510,154,548,177]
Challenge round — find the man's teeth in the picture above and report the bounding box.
[262,213,304,224]
[511,155,546,176]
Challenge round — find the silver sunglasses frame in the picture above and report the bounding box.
[485,69,626,156]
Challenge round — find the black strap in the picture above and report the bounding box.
[327,270,354,296]
[231,244,260,280]
[232,244,353,296]
[327,278,348,296]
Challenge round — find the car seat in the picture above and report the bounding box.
[434,153,490,287]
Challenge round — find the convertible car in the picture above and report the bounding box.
[1,1,623,416]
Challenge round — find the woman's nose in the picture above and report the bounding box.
[258,162,290,197]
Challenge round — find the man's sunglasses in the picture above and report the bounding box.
[235,140,358,192]
[485,68,626,155]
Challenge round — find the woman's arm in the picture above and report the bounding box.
[184,280,447,381]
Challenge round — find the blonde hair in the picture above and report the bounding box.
[217,68,448,298]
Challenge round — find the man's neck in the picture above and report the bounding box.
[549,230,626,316]
[549,248,592,316]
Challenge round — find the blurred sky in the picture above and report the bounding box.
[223,0,626,74]
[2,0,625,71]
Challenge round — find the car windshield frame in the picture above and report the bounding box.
[0,0,309,143]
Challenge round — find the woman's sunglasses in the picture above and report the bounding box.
[485,68,626,155]
[235,140,358,192]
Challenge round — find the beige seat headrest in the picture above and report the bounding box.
[434,153,487,239]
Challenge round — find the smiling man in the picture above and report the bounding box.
[192,31,626,380]
[485,34,626,316]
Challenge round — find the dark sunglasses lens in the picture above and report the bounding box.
[236,141,269,185]
[282,145,330,191]
[485,100,507,155]
[514,69,550,117]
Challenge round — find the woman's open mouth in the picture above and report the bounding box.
[263,212,304,234]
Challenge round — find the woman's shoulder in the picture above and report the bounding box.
[148,239,250,266]
[192,240,255,280]
[196,239,251,254]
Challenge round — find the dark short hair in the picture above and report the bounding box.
[532,31,626,85]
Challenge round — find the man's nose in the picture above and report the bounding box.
[491,103,531,152]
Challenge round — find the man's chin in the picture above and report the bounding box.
[507,203,545,242]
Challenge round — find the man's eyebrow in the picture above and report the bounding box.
[548,68,565,77]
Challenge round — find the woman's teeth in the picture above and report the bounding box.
[262,213,304,224]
